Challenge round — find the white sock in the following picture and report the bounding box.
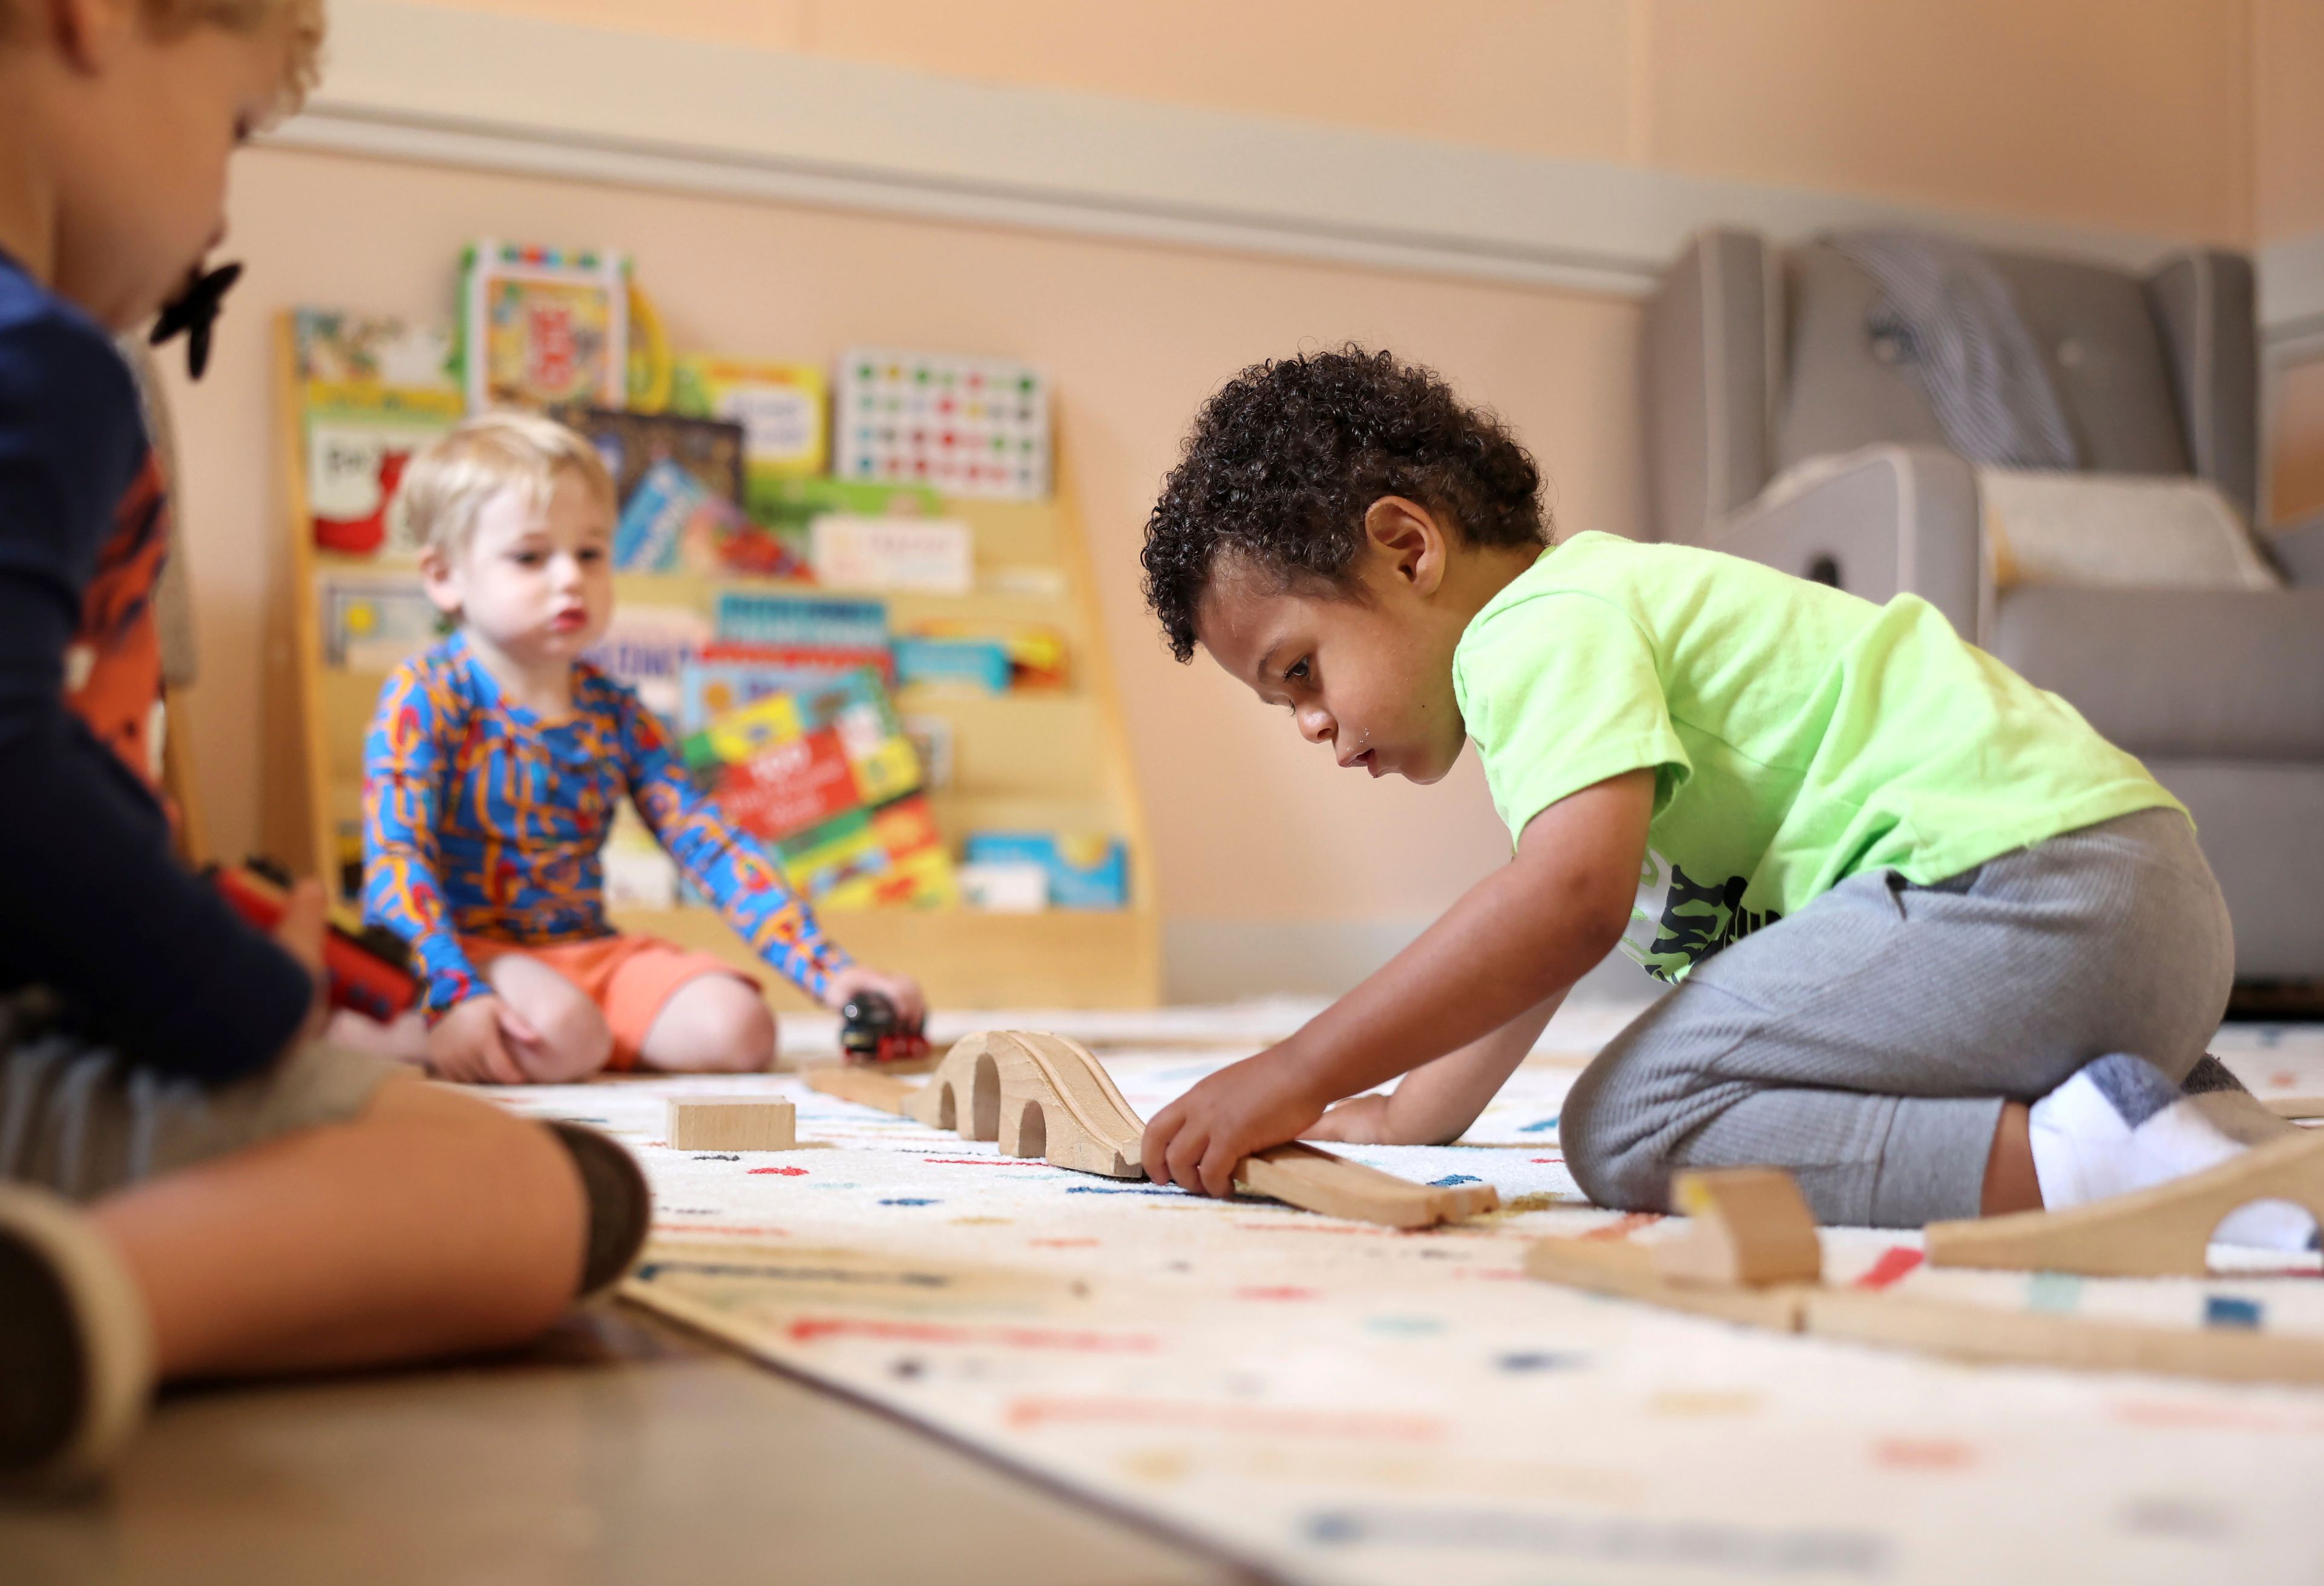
[2027,1053,2316,1251]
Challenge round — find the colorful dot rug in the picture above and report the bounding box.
[477,1007,2324,1585]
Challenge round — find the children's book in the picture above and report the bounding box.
[963,831,1127,909]
[903,620,1068,688]
[557,406,744,513]
[320,573,445,671]
[295,309,465,559]
[745,475,939,535]
[669,354,829,482]
[711,724,862,843]
[582,605,710,722]
[864,794,957,907]
[682,658,870,734]
[774,808,889,907]
[714,591,890,652]
[295,309,458,389]
[891,635,1012,694]
[612,459,756,573]
[460,241,628,412]
[809,514,973,594]
[835,346,1050,500]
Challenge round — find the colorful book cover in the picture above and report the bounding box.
[557,406,744,512]
[682,660,868,734]
[905,620,1068,688]
[320,573,444,671]
[684,669,921,811]
[809,515,973,594]
[296,309,465,559]
[712,726,860,843]
[835,346,1051,500]
[891,635,1012,694]
[865,795,957,907]
[745,475,939,535]
[611,459,755,573]
[460,241,628,412]
[582,605,709,722]
[774,809,890,907]
[963,832,1127,910]
[714,591,890,651]
[669,354,829,482]
[295,309,457,389]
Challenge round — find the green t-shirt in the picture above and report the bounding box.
[1451,532,2179,982]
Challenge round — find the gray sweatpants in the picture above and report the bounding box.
[1561,807,2234,1228]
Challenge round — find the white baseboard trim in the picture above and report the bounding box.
[275,0,2221,304]
[1163,916,1659,1006]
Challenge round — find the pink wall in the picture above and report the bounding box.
[421,0,2264,242]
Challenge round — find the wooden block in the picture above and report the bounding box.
[2264,1095,2324,1120]
[1652,1168,1822,1289]
[1925,1127,2324,1277]
[667,1097,797,1151]
[1235,1143,1500,1228]
[1525,1236,1813,1331]
[803,1065,918,1115]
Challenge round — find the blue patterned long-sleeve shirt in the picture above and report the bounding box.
[362,631,852,1015]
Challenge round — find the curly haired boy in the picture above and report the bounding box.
[1138,347,2307,1248]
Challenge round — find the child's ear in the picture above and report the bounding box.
[48,0,138,73]
[417,546,464,617]
[1361,496,1449,597]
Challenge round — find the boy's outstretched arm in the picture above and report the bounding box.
[1303,989,1564,1147]
[1143,768,1653,1196]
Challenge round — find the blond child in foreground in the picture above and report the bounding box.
[0,0,647,1486]
[358,413,924,1084]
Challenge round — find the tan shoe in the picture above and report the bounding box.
[0,1185,154,1489]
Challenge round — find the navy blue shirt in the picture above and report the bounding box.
[0,251,310,1082]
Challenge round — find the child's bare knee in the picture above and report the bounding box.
[692,981,776,1071]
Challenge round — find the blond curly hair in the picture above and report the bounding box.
[400,412,619,563]
[6,0,326,111]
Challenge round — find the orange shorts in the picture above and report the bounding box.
[459,933,757,1072]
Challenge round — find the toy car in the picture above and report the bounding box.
[838,989,928,1067]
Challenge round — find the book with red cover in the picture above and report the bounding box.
[711,726,859,842]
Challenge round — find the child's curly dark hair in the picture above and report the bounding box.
[1141,346,1548,662]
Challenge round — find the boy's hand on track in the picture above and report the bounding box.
[1141,1047,1330,1198]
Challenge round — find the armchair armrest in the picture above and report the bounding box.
[2263,507,2324,587]
[1714,445,1982,636]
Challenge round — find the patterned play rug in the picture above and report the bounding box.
[478,1007,2324,1586]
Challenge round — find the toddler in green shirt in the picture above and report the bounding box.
[1137,347,2308,1244]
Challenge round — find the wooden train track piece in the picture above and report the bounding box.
[814,1027,1499,1226]
[1236,1143,1500,1229]
[801,1064,918,1114]
[1525,1166,2324,1387]
[902,1030,1144,1177]
[1923,1126,2324,1277]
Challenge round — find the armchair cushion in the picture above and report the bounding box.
[1776,243,2191,486]
[1991,585,2324,760]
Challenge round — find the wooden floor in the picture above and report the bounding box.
[4,1305,1269,1586]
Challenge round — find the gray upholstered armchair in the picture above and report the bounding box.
[1645,228,2324,989]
